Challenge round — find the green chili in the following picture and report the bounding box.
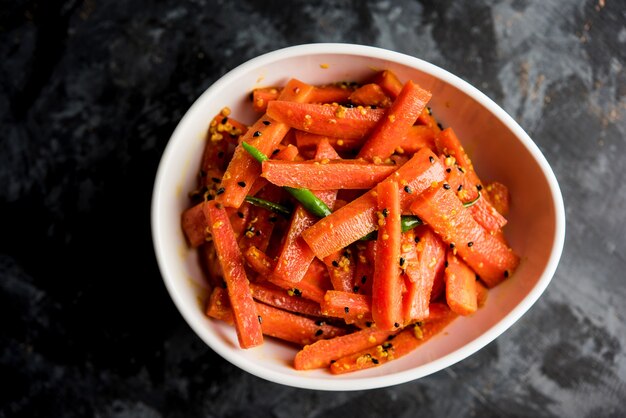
[241,141,269,163]
[360,215,423,241]
[283,187,332,217]
[241,142,332,218]
[244,196,291,217]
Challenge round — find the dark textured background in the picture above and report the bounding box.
[1,0,625,416]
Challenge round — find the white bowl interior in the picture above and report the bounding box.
[152,44,565,390]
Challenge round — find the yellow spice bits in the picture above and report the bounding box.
[413,324,424,340]
[303,114,313,130]
[334,105,347,119]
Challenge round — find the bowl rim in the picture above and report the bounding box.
[151,43,566,391]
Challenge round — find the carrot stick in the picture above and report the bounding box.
[248,143,300,197]
[270,258,331,304]
[261,160,397,190]
[353,242,375,295]
[371,181,403,331]
[329,309,457,374]
[249,282,322,317]
[271,205,318,283]
[295,130,364,153]
[294,327,394,370]
[323,247,356,293]
[199,242,224,289]
[357,80,432,160]
[321,290,372,323]
[203,201,263,348]
[348,83,392,107]
[484,181,510,216]
[207,287,346,346]
[266,101,387,139]
[217,79,315,208]
[371,70,403,98]
[416,107,441,132]
[400,228,433,322]
[440,152,507,233]
[409,183,519,287]
[398,125,437,154]
[400,229,420,282]
[414,226,447,303]
[252,87,280,112]
[309,84,354,104]
[271,141,340,283]
[198,113,248,192]
[181,202,207,247]
[302,148,446,259]
[444,252,478,316]
[243,245,275,277]
[237,186,282,253]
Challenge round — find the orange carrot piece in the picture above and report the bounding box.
[485,181,511,216]
[227,205,250,239]
[440,154,507,233]
[262,160,398,190]
[199,242,224,289]
[399,125,437,154]
[248,143,300,196]
[245,246,330,304]
[238,186,282,253]
[476,280,489,308]
[199,113,248,190]
[324,249,356,293]
[217,79,315,208]
[402,274,430,324]
[444,252,478,316]
[409,183,519,287]
[353,241,375,295]
[243,245,274,277]
[271,205,318,283]
[401,230,433,323]
[469,197,508,232]
[271,141,340,284]
[329,310,457,374]
[203,201,262,348]
[200,117,232,187]
[321,290,372,323]
[295,130,364,153]
[207,288,346,346]
[252,87,280,112]
[249,282,322,317]
[309,84,354,104]
[252,85,353,112]
[372,181,403,331]
[435,127,483,192]
[294,326,394,370]
[413,226,447,302]
[349,83,392,107]
[371,70,403,98]
[181,202,207,248]
[358,80,432,160]
[416,107,441,132]
[302,148,446,259]
[270,258,332,304]
[400,229,420,282]
[266,101,387,139]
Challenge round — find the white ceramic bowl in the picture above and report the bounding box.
[151,44,565,390]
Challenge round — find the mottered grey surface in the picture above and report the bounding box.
[1,1,624,416]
